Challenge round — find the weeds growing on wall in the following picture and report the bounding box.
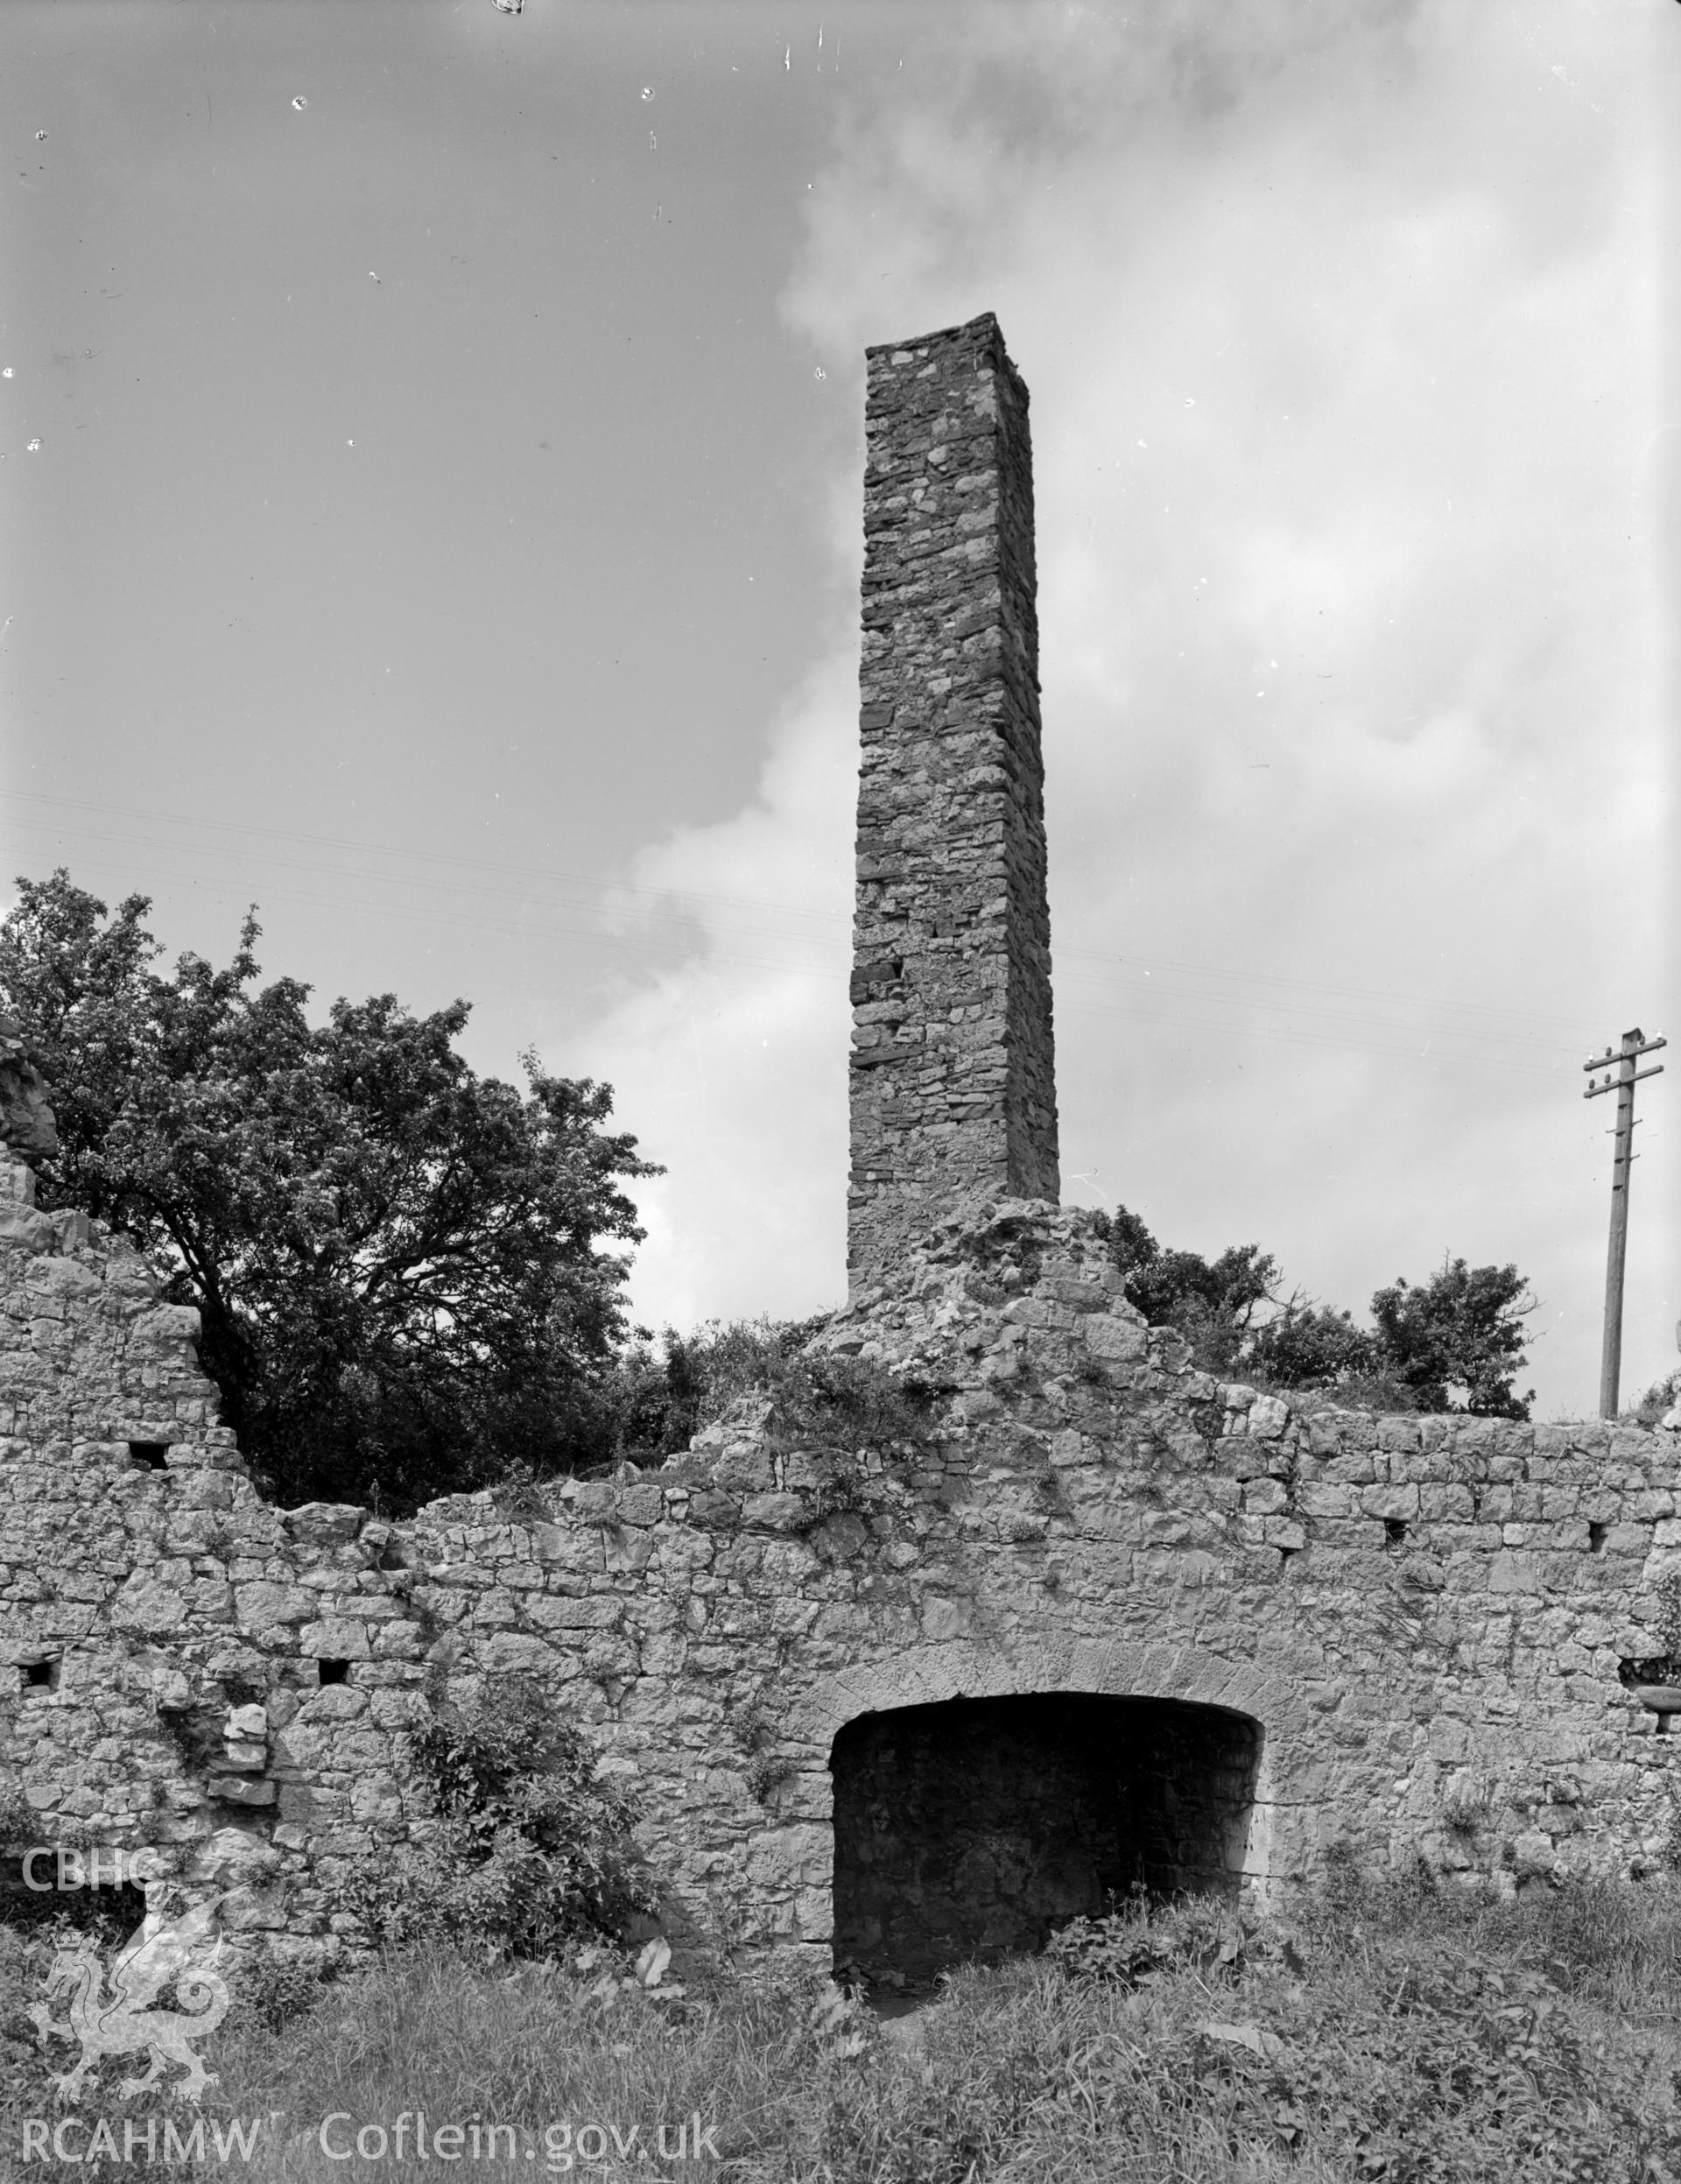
[598,1315,939,1469]
[1628,1369,1681,1428]
[609,1316,829,1459]
[732,1705,798,1807]
[763,1348,939,1458]
[332,1674,654,1959]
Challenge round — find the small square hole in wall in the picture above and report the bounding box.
[1588,1522,1608,1554]
[317,1659,350,1687]
[22,1658,60,1692]
[129,1442,170,1470]
[1384,1518,1408,1547]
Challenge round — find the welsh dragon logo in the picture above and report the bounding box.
[29,1891,231,2104]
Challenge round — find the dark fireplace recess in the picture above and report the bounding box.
[830,1692,1261,1988]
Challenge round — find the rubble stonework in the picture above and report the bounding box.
[2,1169,1679,1976]
[0,1017,58,1161]
[4,315,1681,1979]
[848,315,1059,1293]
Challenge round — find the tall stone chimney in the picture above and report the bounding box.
[848,313,1059,1293]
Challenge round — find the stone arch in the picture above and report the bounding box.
[766,1632,1319,1964]
[790,1633,1312,1758]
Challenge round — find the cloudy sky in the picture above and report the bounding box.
[2,0,1675,1419]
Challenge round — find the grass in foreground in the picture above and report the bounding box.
[4,1871,1680,2180]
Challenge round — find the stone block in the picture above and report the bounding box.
[920,1595,973,1641]
[742,1493,809,1533]
[234,1582,315,1627]
[1215,1437,1272,1481]
[299,1620,370,1659]
[1298,1483,1354,1519]
[219,1885,290,1932]
[603,1524,657,1575]
[296,1685,369,1723]
[0,1205,57,1250]
[528,1522,576,1561]
[524,1595,622,1631]
[208,1776,277,1807]
[1084,1316,1146,1363]
[686,1491,743,1530]
[1489,1550,1541,1596]
[477,1631,568,1675]
[1511,1829,1555,1876]
[1043,1279,1109,1312]
[744,1822,830,1896]
[110,1575,187,1631]
[570,1483,620,1525]
[348,1772,404,1826]
[281,1504,364,1549]
[464,1587,520,1629]
[1359,1483,1419,1521]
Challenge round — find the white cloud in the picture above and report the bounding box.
[580,647,855,1335]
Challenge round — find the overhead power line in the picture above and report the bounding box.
[0,789,1607,1082]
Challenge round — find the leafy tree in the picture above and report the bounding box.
[1105,1204,1534,1418]
[0,870,658,1510]
[1370,1257,1535,1420]
[1104,1206,1278,1377]
[1245,1300,1378,1390]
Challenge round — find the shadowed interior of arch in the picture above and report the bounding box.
[830,1693,1262,1989]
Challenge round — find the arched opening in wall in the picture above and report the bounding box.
[830,1693,1261,1990]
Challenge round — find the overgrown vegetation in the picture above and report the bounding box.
[1628,1369,1681,1429]
[0,879,933,1511]
[595,1315,937,1469]
[333,1674,654,1959]
[1102,1204,1537,1417]
[4,1869,1678,2177]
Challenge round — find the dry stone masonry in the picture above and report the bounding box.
[4,321,1681,1990]
[849,314,1059,1294]
[4,1166,1681,1984]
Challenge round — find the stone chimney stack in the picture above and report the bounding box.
[848,314,1059,1293]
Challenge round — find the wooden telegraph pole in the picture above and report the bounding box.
[1584,1026,1666,1419]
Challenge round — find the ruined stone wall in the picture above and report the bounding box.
[5,310,1680,1985]
[849,315,1059,1293]
[4,1164,1680,1980]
